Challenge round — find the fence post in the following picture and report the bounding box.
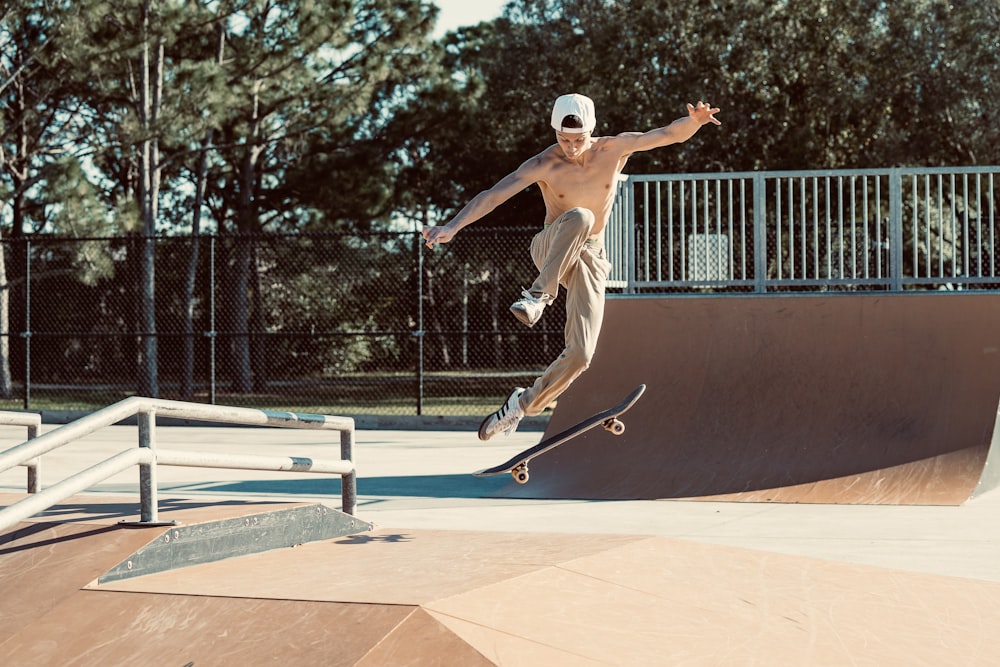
[753,173,768,293]
[208,235,217,404]
[625,177,636,294]
[23,239,31,410]
[889,169,904,291]
[415,224,425,415]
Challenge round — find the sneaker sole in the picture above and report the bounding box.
[477,414,494,441]
[509,306,538,328]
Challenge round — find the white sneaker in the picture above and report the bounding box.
[510,290,554,328]
[478,387,526,441]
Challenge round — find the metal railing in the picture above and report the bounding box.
[609,166,1000,293]
[0,397,357,533]
[0,411,41,493]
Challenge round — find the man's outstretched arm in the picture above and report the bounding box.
[422,156,544,248]
[614,101,721,155]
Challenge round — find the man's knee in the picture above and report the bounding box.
[563,346,594,375]
[562,207,596,232]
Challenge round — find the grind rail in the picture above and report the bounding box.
[0,397,357,534]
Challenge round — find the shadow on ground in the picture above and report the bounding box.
[162,474,510,499]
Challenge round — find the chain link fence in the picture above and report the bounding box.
[0,226,566,416]
[3,166,997,416]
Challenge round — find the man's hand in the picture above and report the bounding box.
[687,101,722,126]
[422,224,456,249]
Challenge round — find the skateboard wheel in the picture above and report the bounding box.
[604,418,626,436]
[512,466,530,484]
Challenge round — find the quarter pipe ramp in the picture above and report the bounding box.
[494,293,1000,504]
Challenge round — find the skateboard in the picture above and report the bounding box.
[473,384,646,484]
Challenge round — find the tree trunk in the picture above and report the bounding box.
[0,77,31,401]
[425,267,451,367]
[250,239,267,392]
[491,262,501,366]
[181,132,210,399]
[181,23,224,400]
[229,82,263,394]
[228,231,253,394]
[136,0,160,397]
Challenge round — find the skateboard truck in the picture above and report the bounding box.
[508,416,626,484]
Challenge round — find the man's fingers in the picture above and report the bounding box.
[422,226,439,248]
[424,229,446,249]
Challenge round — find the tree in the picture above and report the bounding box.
[65,0,189,397]
[403,0,1000,189]
[199,0,440,394]
[4,0,446,401]
[0,0,110,399]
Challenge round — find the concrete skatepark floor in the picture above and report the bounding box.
[3,425,1000,665]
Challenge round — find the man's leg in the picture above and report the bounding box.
[510,208,595,327]
[528,207,595,298]
[480,208,607,440]
[519,241,611,416]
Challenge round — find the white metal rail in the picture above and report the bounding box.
[0,397,357,534]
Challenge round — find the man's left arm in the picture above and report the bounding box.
[614,101,721,154]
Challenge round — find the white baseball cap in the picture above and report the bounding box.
[550,93,596,134]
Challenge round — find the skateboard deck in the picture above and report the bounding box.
[473,384,646,484]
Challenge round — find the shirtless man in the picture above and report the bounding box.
[422,93,721,440]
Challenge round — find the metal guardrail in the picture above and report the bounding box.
[609,166,1000,293]
[0,411,42,493]
[0,397,357,534]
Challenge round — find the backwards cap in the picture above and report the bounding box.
[550,93,596,134]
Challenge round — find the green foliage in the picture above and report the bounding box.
[2,0,999,405]
[395,0,999,221]
[4,0,998,238]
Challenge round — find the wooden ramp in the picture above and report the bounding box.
[3,495,1000,665]
[493,294,1000,505]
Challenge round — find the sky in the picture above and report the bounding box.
[431,0,509,36]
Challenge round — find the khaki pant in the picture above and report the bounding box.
[520,207,613,416]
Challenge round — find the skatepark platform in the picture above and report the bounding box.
[3,423,1000,665]
[3,489,1000,666]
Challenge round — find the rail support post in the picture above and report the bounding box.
[26,420,40,493]
[137,410,159,523]
[340,427,357,516]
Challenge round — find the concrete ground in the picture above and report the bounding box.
[2,423,1000,665]
[4,423,995,581]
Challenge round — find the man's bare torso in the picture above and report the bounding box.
[533,136,630,237]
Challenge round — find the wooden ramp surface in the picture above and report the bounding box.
[494,294,1000,505]
[4,495,1000,665]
